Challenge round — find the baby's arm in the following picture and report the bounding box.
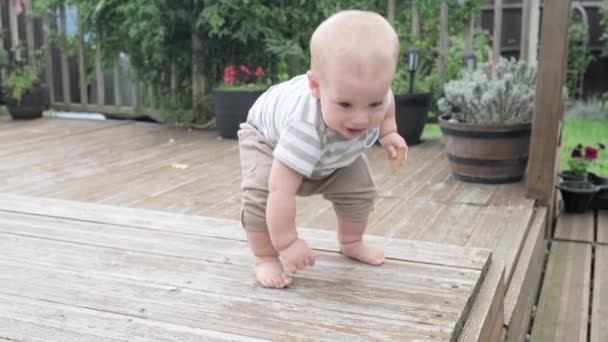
[267,159,316,272]
[378,93,407,160]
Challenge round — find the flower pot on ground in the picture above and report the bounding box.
[212,64,267,139]
[589,173,608,210]
[438,114,531,183]
[394,93,431,145]
[437,58,539,184]
[557,181,598,213]
[5,84,48,120]
[559,170,587,182]
[212,89,265,139]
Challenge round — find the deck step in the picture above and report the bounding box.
[503,207,547,342]
[591,245,608,342]
[0,194,495,341]
[598,211,608,245]
[530,241,592,342]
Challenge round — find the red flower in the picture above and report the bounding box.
[255,66,264,78]
[584,146,598,161]
[223,65,236,85]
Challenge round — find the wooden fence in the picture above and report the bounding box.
[1,0,606,121]
[0,1,209,121]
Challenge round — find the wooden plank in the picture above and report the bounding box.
[458,260,505,342]
[598,211,608,244]
[591,245,608,342]
[0,260,459,341]
[530,241,591,342]
[504,207,547,342]
[95,42,104,105]
[411,1,420,39]
[386,0,395,26]
[0,194,491,271]
[491,0,503,65]
[58,6,71,105]
[519,0,531,61]
[527,0,540,62]
[554,212,594,243]
[526,0,572,206]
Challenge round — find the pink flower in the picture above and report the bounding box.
[223,65,236,85]
[585,146,598,161]
[239,65,251,75]
[255,66,264,78]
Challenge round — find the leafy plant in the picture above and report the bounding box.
[601,2,608,57]
[567,143,606,177]
[437,57,537,125]
[566,97,608,121]
[566,19,594,99]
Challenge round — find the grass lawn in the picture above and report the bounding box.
[421,123,441,140]
[560,118,608,177]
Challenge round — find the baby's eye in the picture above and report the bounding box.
[338,102,351,109]
[369,102,383,108]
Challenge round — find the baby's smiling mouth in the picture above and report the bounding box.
[346,128,365,136]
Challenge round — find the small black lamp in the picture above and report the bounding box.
[407,47,419,94]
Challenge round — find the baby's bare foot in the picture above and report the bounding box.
[339,240,385,265]
[254,256,293,288]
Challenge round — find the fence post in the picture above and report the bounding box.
[387,0,395,26]
[492,0,503,65]
[78,12,88,106]
[411,1,420,39]
[58,5,71,105]
[113,55,122,107]
[438,1,449,88]
[24,0,35,65]
[95,41,104,105]
[42,13,56,103]
[8,0,20,61]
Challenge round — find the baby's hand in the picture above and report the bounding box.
[279,238,316,273]
[379,132,408,160]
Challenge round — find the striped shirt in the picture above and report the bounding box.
[247,75,379,178]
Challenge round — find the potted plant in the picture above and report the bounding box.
[0,47,48,120]
[557,144,602,213]
[390,48,432,145]
[212,64,267,139]
[436,57,536,184]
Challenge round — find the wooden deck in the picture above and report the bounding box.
[531,211,608,342]
[0,117,542,341]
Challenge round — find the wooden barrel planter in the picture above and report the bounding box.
[212,89,265,139]
[438,114,532,184]
[394,93,432,145]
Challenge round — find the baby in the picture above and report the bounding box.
[237,10,407,288]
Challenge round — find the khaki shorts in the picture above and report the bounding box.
[237,123,377,232]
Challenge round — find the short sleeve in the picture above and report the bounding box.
[273,121,322,178]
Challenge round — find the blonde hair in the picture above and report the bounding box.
[310,10,399,78]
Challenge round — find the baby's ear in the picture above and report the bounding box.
[306,71,320,99]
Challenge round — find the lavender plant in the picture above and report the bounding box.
[437,57,537,125]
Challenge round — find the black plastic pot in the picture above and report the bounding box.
[557,181,598,213]
[589,173,608,210]
[558,170,587,182]
[6,85,48,120]
[394,93,431,145]
[212,89,265,139]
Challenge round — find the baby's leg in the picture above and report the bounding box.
[320,156,384,265]
[336,214,385,265]
[246,229,293,288]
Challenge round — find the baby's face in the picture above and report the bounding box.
[311,61,393,139]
